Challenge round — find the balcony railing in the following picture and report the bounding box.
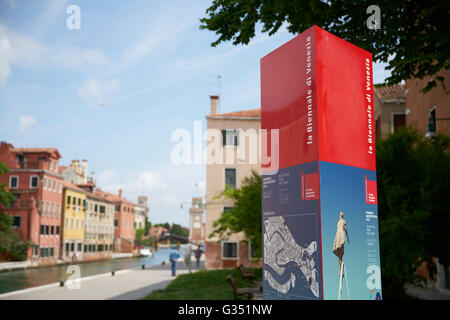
[18,161,46,170]
[6,199,34,209]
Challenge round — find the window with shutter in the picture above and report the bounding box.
[225,168,236,188]
[222,241,238,258]
[222,129,239,146]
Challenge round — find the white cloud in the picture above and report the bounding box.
[97,170,118,186]
[77,78,120,106]
[4,0,19,10]
[134,171,168,191]
[121,9,195,68]
[122,35,162,68]
[1,26,45,68]
[18,115,36,133]
[0,25,110,87]
[95,164,205,227]
[165,30,276,75]
[28,5,197,98]
[51,48,111,70]
[0,25,45,86]
[0,36,12,86]
[96,169,167,199]
[197,180,206,193]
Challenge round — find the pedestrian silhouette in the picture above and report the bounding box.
[169,245,180,276]
[194,246,202,269]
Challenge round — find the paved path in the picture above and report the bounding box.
[0,258,204,300]
[405,283,450,300]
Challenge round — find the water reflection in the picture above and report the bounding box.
[0,249,170,294]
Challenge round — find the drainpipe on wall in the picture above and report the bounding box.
[28,198,33,259]
[37,196,41,262]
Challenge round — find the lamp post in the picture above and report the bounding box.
[180,199,210,210]
[179,202,191,210]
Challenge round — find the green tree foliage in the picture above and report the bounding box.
[200,1,449,92]
[135,228,145,247]
[0,162,31,261]
[154,222,171,230]
[171,223,189,238]
[376,127,450,298]
[153,222,189,238]
[210,170,262,257]
[144,216,152,236]
[0,213,31,261]
[0,162,14,207]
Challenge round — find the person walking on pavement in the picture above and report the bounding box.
[194,245,202,269]
[169,245,180,276]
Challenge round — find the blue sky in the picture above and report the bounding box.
[0,0,391,227]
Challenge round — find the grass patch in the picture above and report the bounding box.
[142,268,262,300]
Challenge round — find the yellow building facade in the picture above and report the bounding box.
[61,183,87,262]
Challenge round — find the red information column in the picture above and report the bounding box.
[261,25,382,300]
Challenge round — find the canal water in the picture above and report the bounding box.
[0,248,171,294]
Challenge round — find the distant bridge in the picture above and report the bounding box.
[159,232,189,244]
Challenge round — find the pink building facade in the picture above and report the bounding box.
[0,142,63,263]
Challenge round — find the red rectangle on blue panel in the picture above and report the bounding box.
[301,171,320,201]
[365,176,378,204]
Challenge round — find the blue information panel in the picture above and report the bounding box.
[262,162,322,300]
[320,161,381,300]
[262,162,382,300]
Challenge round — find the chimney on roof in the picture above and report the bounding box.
[0,142,13,154]
[210,95,219,115]
[118,189,122,198]
[81,160,88,183]
[90,171,95,184]
[138,196,148,209]
[71,160,81,175]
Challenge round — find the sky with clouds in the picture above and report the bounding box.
[0,0,391,227]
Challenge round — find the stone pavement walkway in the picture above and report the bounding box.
[405,283,450,300]
[0,258,204,300]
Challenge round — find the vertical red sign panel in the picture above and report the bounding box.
[261,27,319,173]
